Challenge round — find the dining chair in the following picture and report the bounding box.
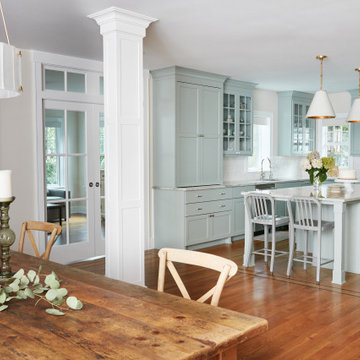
[244,192,289,273]
[18,221,62,261]
[286,196,334,283]
[157,248,238,306]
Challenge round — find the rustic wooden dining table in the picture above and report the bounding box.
[2,252,268,359]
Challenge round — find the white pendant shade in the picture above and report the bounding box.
[0,42,22,98]
[347,97,360,123]
[306,89,335,119]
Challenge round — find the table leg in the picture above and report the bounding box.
[332,202,346,284]
[243,199,254,267]
[59,205,62,226]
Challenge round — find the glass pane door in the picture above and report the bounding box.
[44,100,103,263]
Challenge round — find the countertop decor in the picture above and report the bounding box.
[301,151,338,188]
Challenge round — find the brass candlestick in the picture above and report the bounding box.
[0,196,15,278]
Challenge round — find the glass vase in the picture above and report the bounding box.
[313,177,322,191]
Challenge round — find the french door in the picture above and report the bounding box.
[43,100,104,263]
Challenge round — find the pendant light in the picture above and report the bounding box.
[306,55,335,119]
[347,68,360,123]
[0,0,22,98]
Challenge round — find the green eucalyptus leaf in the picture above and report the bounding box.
[9,279,20,292]
[33,287,45,294]
[4,286,13,294]
[0,305,8,311]
[20,275,30,288]
[0,290,7,304]
[38,265,42,275]
[5,296,17,302]
[24,288,34,299]
[52,297,65,306]
[27,270,36,282]
[33,275,40,285]
[45,308,64,316]
[66,296,83,310]
[48,279,60,289]
[13,269,24,279]
[45,289,58,302]
[57,288,68,298]
[17,290,27,299]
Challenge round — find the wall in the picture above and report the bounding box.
[0,50,37,252]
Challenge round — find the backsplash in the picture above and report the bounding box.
[223,156,307,182]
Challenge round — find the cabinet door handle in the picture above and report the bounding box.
[197,195,203,198]
[219,204,226,208]
[198,134,204,137]
[220,192,226,195]
[209,214,214,217]
[197,207,203,211]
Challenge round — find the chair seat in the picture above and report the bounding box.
[294,219,334,231]
[252,215,289,226]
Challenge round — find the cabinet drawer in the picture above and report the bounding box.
[232,186,255,198]
[185,188,232,203]
[186,199,232,216]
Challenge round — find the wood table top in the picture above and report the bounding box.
[2,252,268,359]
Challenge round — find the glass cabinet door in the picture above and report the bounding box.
[223,93,235,153]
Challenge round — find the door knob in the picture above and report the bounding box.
[89,182,94,187]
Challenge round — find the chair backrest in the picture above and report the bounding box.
[18,221,62,260]
[157,248,238,306]
[244,192,275,222]
[287,196,321,231]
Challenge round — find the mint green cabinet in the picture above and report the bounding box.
[278,91,315,156]
[349,89,360,156]
[152,66,226,188]
[223,80,256,155]
[232,186,255,237]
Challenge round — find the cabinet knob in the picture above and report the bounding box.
[220,192,226,195]
[209,214,214,217]
[197,208,203,211]
[95,182,100,188]
[219,204,226,208]
[89,182,94,188]
[198,134,204,137]
[197,195,202,198]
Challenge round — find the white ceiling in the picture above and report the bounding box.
[3,0,360,92]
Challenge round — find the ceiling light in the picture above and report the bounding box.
[306,55,335,119]
[347,68,360,123]
[0,0,22,98]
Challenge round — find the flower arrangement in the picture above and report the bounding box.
[301,151,338,184]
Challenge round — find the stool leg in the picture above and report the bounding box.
[287,226,295,278]
[244,223,254,268]
[316,230,321,284]
[270,224,276,274]
[304,230,308,270]
[264,225,269,263]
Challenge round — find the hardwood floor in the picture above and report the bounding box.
[70,240,360,359]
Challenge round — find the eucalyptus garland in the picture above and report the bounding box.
[0,266,83,315]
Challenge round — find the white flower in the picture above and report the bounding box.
[311,158,323,169]
[301,159,312,171]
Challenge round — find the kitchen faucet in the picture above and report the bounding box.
[260,157,272,180]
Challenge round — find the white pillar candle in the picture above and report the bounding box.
[0,170,12,199]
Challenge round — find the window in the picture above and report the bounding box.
[248,113,272,172]
[322,124,350,168]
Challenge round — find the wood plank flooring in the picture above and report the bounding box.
[70,240,360,359]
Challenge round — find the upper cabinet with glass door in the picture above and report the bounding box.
[278,91,315,156]
[223,79,256,155]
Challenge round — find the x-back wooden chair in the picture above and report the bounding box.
[157,248,238,306]
[18,221,62,261]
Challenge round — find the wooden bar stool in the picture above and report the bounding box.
[286,197,334,283]
[244,193,289,273]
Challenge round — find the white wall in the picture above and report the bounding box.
[0,50,37,252]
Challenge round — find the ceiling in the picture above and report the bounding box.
[2,0,360,92]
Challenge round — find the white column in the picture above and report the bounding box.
[89,8,156,285]
[332,202,346,284]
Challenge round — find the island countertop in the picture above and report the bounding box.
[243,184,360,204]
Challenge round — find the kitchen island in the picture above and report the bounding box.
[243,184,360,284]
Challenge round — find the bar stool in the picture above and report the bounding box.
[286,196,334,283]
[244,193,289,273]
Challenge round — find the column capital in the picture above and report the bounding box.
[88,7,157,38]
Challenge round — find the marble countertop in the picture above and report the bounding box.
[243,184,360,203]
[154,178,309,191]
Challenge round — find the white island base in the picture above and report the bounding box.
[244,185,360,285]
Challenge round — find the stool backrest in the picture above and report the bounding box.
[287,197,321,231]
[244,192,275,221]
